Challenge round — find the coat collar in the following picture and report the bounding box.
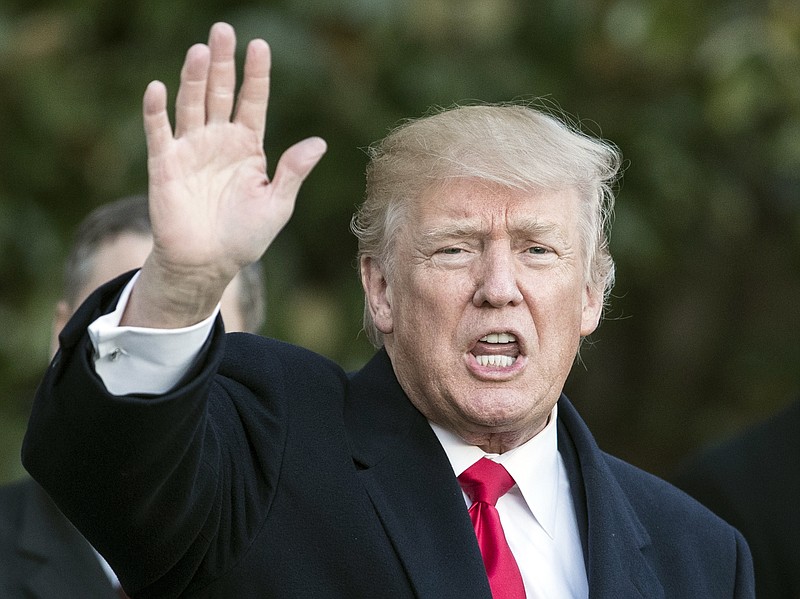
[558,397,665,599]
[346,349,492,598]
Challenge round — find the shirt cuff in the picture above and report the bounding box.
[88,271,219,396]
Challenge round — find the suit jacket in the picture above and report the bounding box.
[674,398,800,599]
[22,274,754,598]
[0,477,119,599]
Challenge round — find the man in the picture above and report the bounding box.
[674,397,800,598]
[0,195,264,598]
[22,23,754,598]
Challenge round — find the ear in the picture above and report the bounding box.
[580,284,603,337]
[360,256,393,334]
[50,300,72,357]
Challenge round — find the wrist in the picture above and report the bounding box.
[120,262,229,329]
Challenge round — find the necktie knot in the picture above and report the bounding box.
[458,457,515,506]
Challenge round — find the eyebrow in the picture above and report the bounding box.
[421,221,485,240]
[421,216,566,242]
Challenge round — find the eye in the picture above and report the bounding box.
[439,247,464,255]
[527,246,549,255]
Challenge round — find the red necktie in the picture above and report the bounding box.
[458,457,526,599]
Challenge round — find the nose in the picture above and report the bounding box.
[472,244,524,308]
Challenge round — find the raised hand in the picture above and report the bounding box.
[123,22,326,328]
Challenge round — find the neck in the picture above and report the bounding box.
[458,413,552,454]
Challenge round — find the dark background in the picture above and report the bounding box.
[1,0,798,483]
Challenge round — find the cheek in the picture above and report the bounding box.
[391,282,456,345]
[524,280,587,328]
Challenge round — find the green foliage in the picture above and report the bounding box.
[1,0,798,482]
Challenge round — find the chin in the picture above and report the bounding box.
[461,397,533,428]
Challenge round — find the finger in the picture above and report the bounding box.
[270,137,327,205]
[206,22,237,123]
[143,80,172,162]
[174,43,211,137]
[234,39,271,140]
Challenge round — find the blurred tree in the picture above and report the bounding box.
[0,0,798,482]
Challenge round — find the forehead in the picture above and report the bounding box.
[78,233,153,302]
[408,179,582,237]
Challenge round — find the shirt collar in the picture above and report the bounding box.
[429,404,560,538]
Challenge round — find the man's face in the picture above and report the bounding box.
[51,232,250,355]
[77,233,155,309]
[363,179,602,453]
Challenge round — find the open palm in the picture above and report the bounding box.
[126,23,325,327]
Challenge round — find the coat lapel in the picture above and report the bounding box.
[558,396,664,599]
[345,352,666,598]
[346,350,492,599]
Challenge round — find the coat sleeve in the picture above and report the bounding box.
[21,274,347,597]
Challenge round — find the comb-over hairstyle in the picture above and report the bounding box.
[351,103,621,347]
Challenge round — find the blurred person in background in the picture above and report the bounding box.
[674,396,800,599]
[0,195,264,599]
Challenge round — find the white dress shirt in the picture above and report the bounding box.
[431,412,588,598]
[87,274,589,597]
[88,273,218,396]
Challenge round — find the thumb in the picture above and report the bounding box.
[270,137,327,203]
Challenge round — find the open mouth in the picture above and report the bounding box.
[470,333,520,368]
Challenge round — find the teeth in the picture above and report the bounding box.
[475,355,516,367]
[479,333,516,344]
